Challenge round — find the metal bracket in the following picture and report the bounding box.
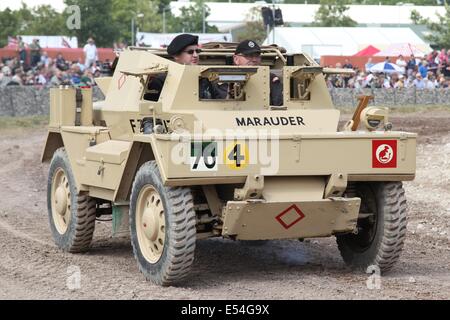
[324,173,348,198]
[97,159,105,176]
[399,133,408,161]
[234,175,264,201]
[202,185,223,218]
[292,135,302,163]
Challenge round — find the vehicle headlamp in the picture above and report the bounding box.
[360,107,390,131]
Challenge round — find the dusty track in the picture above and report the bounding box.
[0,111,449,299]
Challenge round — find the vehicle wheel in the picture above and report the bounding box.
[47,148,97,253]
[336,182,408,273]
[130,161,196,286]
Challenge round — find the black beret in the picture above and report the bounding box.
[235,40,261,55]
[167,34,199,56]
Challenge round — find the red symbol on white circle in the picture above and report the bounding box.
[376,144,394,164]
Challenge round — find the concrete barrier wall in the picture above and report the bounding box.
[0,86,449,117]
[330,87,450,108]
[0,87,105,117]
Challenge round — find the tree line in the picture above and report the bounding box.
[1,0,448,48]
[0,0,218,48]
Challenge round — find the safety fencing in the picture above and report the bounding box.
[1,87,450,117]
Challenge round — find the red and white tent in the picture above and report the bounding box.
[353,45,380,56]
[374,43,429,57]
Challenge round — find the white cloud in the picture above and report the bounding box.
[0,0,66,13]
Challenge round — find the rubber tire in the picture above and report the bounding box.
[130,161,196,286]
[337,182,408,273]
[47,148,97,253]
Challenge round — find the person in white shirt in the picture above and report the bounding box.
[83,37,98,68]
[395,55,407,75]
[365,57,374,73]
[41,51,50,67]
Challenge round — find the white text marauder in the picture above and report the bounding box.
[236,116,306,127]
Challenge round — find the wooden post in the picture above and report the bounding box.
[351,95,373,131]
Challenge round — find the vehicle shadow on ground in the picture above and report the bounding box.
[180,238,350,288]
[83,234,446,289]
[88,236,133,258]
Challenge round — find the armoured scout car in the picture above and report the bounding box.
[42,43,416,286]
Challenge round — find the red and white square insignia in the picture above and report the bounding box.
[275,204,305,230]
[118,74,127,90]
[372,140,397,168]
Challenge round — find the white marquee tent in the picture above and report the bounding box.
[263,27,432,58]
[136,32,232,48]
[19,36,78,48]
[171,2,445,32]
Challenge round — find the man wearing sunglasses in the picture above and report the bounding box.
[215,40,283,106]
[167,34,202,65]
[145,33,216,101]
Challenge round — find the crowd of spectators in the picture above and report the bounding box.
[0,37,114,88]
[326,49,450,90]
[4,39,450,91]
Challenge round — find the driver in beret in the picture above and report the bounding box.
[214,39,283,106]
[145,34,217,100]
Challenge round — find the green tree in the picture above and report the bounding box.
[170,0,218,33]
[207,0,440,4]
[354,0,437,4]
[112,0,163,46]
[63,0,119,47]
[311,0,357,27]
[22,5,66,36]
[410,5,450,48]
[0,8,20,47]
[236,7,267,44]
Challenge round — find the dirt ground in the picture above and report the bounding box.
[0,111,449,300]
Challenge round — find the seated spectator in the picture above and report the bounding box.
[375,73,390,88]
[61,71,71,85]
[354,73,366,89]
[389,72,400,87]
[70,65,82,85]
[424,72,437,89]
[89,61,101,75]
[0,66,12,86]
[394,74,405,89]
[412,73,425,89]
[50,70,63,86]
[35,69,47,86]
[56,53,68,71]
[76,58,86,73]
[71,72,81,85]
[441,60,450,78]
[80,70,95,87]
[438,75,448,88]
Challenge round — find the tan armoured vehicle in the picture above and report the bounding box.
[42,43,416,286]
